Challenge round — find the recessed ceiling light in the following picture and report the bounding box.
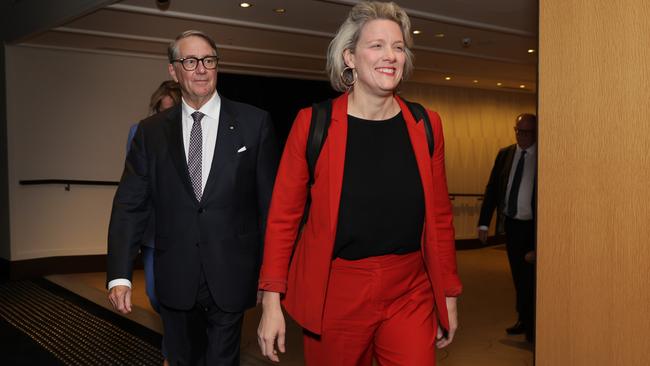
[240,2,252,8]
[412,30,421,35]
[445,76,451,81]
[528,49,535,53]
[273,8,285,14]
[520,84,526,88]
[434,33,445,38]
[473,80,479,83]
[497,82,503,86]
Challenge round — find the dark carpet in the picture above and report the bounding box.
[0,278,163,366]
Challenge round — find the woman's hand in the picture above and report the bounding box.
[257,291,287,362]
[436,296,458,348]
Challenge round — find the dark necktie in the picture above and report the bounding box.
[507,150,526,218]
[189,111,204,201]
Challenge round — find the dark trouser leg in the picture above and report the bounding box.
[159,270,244,366]
[196,281,244,366]
[505,218,535,336]
[159,303,207,366]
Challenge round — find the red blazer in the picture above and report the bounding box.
[259,93,462,335]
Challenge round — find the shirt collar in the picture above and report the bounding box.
[516,143,537,156]
[181,91,221,122]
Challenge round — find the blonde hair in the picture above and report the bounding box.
[149,80,181,115]
[326,1,414,92]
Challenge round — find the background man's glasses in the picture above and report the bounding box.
[514,127,536,135]
[172,56,219,71]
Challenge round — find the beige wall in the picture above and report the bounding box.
[400,83,536,238]
[538,1,650,365]
[6,45,169,260]
[0,45,9,260]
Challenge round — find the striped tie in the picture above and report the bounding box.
[189,111,204,201]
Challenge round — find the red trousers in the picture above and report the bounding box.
[303,252,436,366]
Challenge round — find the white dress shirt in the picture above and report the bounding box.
[181,92,221,193]
[109,92,222,290]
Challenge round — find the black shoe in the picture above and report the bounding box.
[506,321,526,335]
[525,331,535,343]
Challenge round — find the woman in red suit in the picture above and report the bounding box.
[257,2,461,365]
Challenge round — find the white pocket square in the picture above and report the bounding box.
[237,146,247,153]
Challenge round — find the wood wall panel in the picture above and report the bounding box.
[538,1,650,365]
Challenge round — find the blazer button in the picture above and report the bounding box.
[198,208,204,213]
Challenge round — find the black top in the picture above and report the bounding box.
[333,112,425,260]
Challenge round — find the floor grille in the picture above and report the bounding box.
[0,280,163,366]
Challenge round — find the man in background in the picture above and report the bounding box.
[478,113,537,343]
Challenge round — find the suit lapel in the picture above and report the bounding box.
[163,106,197,202]
[201,97,240,203]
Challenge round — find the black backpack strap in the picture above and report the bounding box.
[296,99,333,231]
[404,100,434,157]
[306,99,333,185]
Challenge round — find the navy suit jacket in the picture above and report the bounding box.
[108,96,279,311]
[126,124,155,249]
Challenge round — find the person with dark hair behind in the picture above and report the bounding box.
[257,2,461,365]
[125,79,181,366]
[147,80,182,116]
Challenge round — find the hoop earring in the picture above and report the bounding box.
[340,67,356,88]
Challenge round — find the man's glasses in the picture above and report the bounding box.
[172,56,219,71]
[514,127,536,135]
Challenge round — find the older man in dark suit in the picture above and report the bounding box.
[107,30,279,365]
[478,113,537,343]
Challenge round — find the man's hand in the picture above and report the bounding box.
[436,296,458,348]
[525,250,536,264]
[478,228,488,244]
[108,285,133,314]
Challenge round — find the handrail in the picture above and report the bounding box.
[448,192,483,200]
[19,179,118,191]
[18,180,485,199]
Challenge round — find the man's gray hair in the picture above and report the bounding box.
[167,30,219,62]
